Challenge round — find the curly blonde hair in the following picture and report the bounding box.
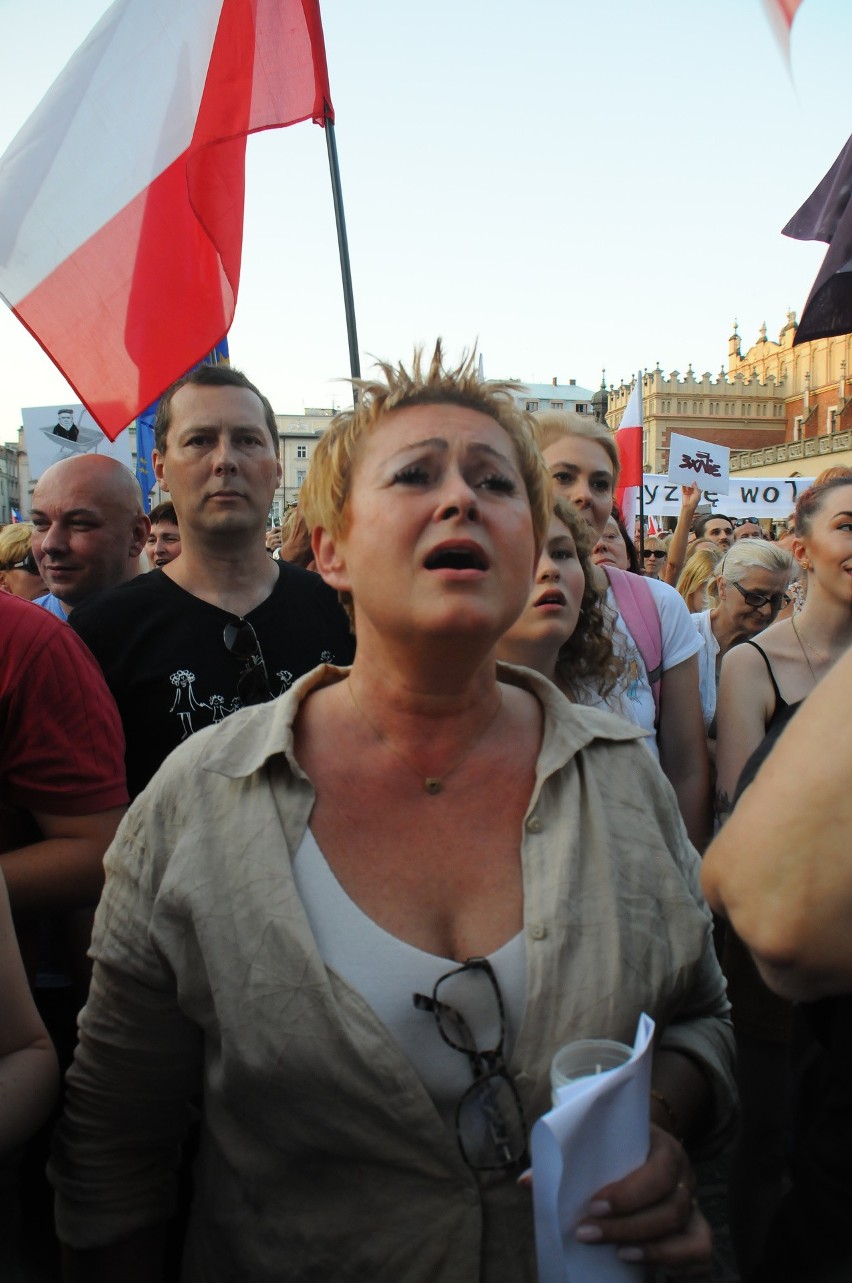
[551,499,623,701]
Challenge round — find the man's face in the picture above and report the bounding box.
[58,411,74,428]
[703,518,734,549]
[147,520,181,567]
[734,520,763,541]
[31,467,147,609]
[153,385,282,544]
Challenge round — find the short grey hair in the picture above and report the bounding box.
[708,540,793,605]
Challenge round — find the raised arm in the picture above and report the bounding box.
[662,483,701,587]
[703,647,852,999]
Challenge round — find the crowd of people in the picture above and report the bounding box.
[0,350,849,1282]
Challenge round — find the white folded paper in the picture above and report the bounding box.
[532,1013,656,1283]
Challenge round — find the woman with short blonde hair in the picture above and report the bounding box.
[0,523,44,602]
[52,345,734,1281]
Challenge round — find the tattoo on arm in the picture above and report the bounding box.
[715,789,733,825]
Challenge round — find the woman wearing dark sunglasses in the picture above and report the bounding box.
[641,536,668,579]
[0,523,45,602]
[691,540,793,737]
[714,476,852,1278]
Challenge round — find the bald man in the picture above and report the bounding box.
[30,455,150,617]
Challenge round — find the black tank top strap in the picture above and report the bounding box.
[734,641,799,804]
[742,639,787,716]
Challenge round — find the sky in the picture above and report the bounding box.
[0,0,849,443]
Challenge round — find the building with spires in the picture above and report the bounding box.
[604,312,852,478]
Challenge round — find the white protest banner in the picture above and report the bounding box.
[642,475,816,519]
[667,433,730,495]
[22,402,134,482]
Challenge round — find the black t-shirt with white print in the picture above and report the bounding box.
[70,563,354,797]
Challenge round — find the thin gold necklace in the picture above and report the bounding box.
[791,614,827,686]
[347,680,503,795]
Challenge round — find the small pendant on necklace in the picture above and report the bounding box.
[424,778,443,795]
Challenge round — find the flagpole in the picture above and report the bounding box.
[324,112,360,386]
[639,465,646,563]
[638,371,645,563]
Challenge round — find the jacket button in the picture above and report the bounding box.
[526,816,542,833]
[529,923,547,940]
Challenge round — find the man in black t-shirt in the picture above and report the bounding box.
[71,365,353,796]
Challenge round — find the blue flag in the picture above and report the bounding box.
[135,337,230,512]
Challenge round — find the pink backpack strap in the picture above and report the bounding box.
[602,566,663,725]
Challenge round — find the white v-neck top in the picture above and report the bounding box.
[293,826,527,1127]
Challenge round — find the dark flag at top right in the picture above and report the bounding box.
[784,133,852,345]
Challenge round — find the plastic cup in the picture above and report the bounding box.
[550,1038,632,1104]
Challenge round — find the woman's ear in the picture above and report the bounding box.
[312,526,351,593]
[790,534,810,572]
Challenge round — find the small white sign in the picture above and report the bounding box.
[22,402,134,481]
[667,432,730,495]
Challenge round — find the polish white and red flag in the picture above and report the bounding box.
[614,374,644,536]
[0,0,333,441]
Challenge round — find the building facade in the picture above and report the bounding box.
[504,378,596,416]
[605,313,852,477]
[273,407,336,518]
[0,441,21,524]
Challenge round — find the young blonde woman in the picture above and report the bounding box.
[676,545,724,614]
[535,411,710,849]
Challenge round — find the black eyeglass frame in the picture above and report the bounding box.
[413,956,529,1172]
[730,580,787,613]
[222,618,272,706]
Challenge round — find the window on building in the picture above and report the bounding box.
[549,401,564,410]
[575,404,587,414]
[793,416,803,442]
[525,401,539,412]
[828,407,838,434]
[296,469,307,487]
[296,443,307,458]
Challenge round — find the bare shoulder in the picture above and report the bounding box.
[747,616,797,660]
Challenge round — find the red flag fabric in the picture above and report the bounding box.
[615,377,644,534]
[0,0,333,441]
[762,0,804,60]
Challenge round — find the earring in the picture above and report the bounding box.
[802,559,811,571]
